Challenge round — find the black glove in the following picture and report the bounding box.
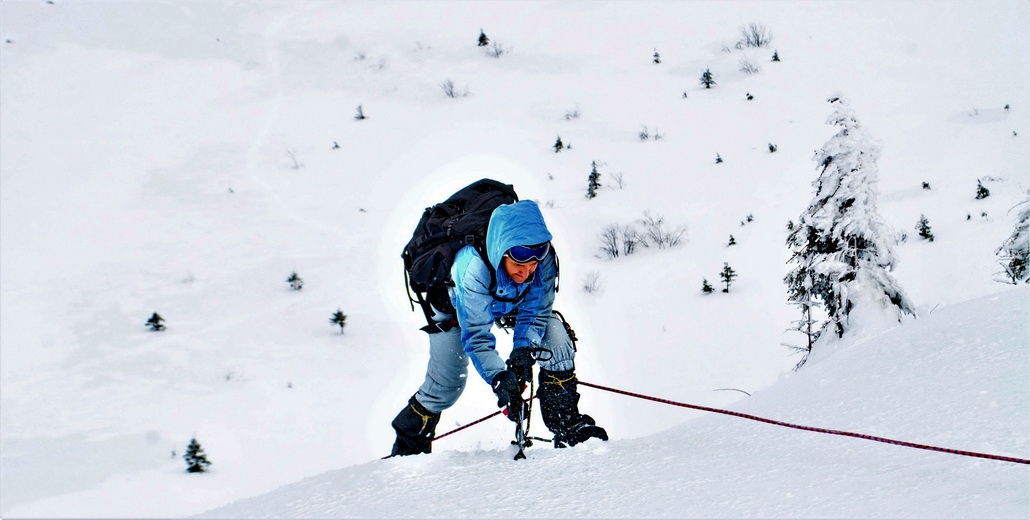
[491,370,526,423]
[507,348,535,385]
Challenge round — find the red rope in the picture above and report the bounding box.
[578,380,1029,465]
[435,410,503,440]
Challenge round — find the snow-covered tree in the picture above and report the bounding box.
[183,438,211,473]
[784,95,916,342]
[146,312,165,332]
[287,272,303,290]
[586,161,601,199]
[996,194,1030,284]
[916,214,934,241]
[477,30,489,47]
[976,180,990,200]
[720,263,737,292]
[701,278,714,294]
[700,68,715,89]
[330,309,348,333]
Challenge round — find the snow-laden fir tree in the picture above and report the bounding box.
[916,214,934,241]
[330,309,348,333]
[701,278,714,294]
[287,271,303,290]
[996,194,1030,284]
[976,180,991,200]
[183,437,211,473]
[586,161,601,199]
[700,68,716,89]
[719,263,737,292]
[146,312,165,332]
[785,95,916,344]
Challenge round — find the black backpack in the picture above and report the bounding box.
[402,178,519,324]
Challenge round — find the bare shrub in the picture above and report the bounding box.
[736,23,773,48]
[638,125,651,141]
[610,172,626,190]
[601,212,686,258]
[485,41,508,58]
[621,224,645,256]
[640,211,686,249]
[739,55,761,74]
[639,125,664,141]
[582,271,602,294]
[285,149,303,170]
[440,79,470,98]
[599,224,622,259]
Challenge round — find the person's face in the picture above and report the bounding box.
[501,256,538,284]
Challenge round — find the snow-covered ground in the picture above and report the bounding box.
[1,1,1027,518]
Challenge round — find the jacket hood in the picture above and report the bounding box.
[485,200,553,270]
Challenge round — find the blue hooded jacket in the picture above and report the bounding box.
[449,200,556,384]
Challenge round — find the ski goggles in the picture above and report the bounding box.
[505,242,550,264]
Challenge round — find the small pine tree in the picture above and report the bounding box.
[653,49,661,64]
[727,235,737,246]
[700,68,716,89]
[183,438,211,473]
[146,312,165,332]
[586,161,602,199]
[701,278,714,294]
[769,143,778,153]
[976,180,991,200]
[715,153,723,164]
[922,181,931,190]
[746,92,754,101]
[354,105,366,120]
[916,214,935,241]
[477,30,489,47]
[330,309,347,333]
[786,300,818,370]
[771,50,780,62]
[287,272,303,290]
[553,136,564,153]
[720,263,737,293]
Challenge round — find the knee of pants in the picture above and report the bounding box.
[418,327,470,413]
[540,313,575,373]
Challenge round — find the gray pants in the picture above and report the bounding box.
[415,312,576,414]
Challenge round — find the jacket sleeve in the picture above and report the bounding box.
[512,253,556,350]
[450,248,507,384]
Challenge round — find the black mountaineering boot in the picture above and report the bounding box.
[390,395,441,456]
[537,369,608,448]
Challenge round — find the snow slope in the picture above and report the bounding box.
[1,0,1027,518]
[199,288,1030,519]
